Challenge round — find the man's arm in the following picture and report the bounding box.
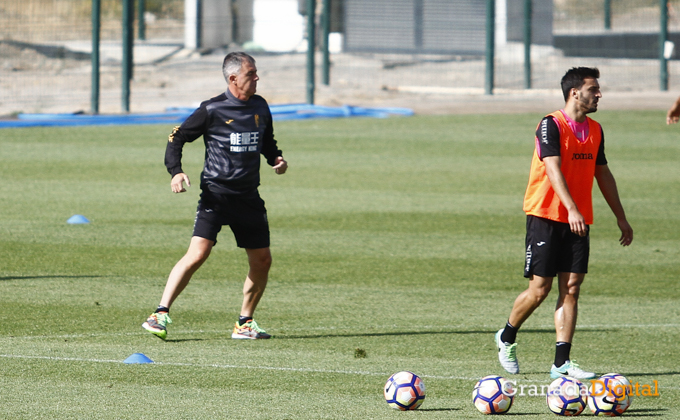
[543,156,588,237]
[164,105,209,193]
[594,165,634,246]
[260,107,287,174]
[667,96,680,124]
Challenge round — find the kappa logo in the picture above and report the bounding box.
[537,241,546,246]
[225,119,234,125]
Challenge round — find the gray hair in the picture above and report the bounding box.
[222,52,256,81]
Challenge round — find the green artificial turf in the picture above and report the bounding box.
[0,111,678,418]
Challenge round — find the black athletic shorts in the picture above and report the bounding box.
[523,215,589,278]
[192,189,270,249]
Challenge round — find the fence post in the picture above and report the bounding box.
[138,0,146,41]
[91,0,100,114]
[660,0,668,91]
[414,0,423,49]
[306,0,316,104]
[604,0,611,30]
[321,0,330,85]
[485,0,494,95]
[524,0,532,89]
[122,0,134,112]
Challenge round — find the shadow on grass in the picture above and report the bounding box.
[277,328,607,340]
[624,408,668,416]
[626,372,680,377]
[0,275,104,281]
[416,407,459,412]
[165,338,209,343]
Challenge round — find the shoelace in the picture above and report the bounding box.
[505,343,517,360]
[565,361,583,372]
[247,320,266,333]
[155,313,172,325]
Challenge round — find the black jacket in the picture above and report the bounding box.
[165,89,283,194]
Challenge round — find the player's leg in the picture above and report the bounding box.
[550,271,595,379]
[496,275,553,374]
[232,247,272,339]
[240,247,272,317]
[554,271,584,344]
[229,190,273,339]
[142,236,215,340]
[496,215,558,373]
[160,236,215,308]
[509,274,554,329]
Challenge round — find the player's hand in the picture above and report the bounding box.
[617,219,633,246]
[667,100,680,124]
[568,209,588,237]
[273,156,288,175]
[171,173,191,193]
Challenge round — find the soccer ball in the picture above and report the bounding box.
[472,375,515,414]
[384,371,426,410]
[588,373,633,416]
[546,376,588,416]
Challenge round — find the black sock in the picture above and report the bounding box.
[500,321,518,344]
[554,342,572,367]
[239,316,253,326]
[155,305,169,314]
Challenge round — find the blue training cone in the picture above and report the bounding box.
[124,353,153,364]
[67,214,90,224]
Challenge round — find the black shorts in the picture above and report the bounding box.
[192,189,270,249]
[523,215,589,278]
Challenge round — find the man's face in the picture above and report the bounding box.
[574,77,601,114]
[231,60,259,99]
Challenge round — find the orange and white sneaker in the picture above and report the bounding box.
[231,319,271,339]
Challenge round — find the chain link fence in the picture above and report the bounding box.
[2,0,680,115]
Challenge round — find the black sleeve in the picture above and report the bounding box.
[164,104,209,177]
[596,126,608,165]
[535,116,561,160]
[260,107,283,166]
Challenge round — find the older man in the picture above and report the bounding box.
[143,52,288,340]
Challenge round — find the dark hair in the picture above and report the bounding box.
[560,67,600,101]
[222,52,256,81]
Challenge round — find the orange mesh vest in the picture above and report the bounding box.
[523,111,602,224]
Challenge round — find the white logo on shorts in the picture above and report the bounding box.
[525,245,532,271]
[537,241,546,246]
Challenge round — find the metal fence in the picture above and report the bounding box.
[2,0,680,115]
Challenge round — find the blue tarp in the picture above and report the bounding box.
[0,104,413,128]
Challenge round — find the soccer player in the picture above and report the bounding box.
[142,52,288,340]
[495,67,633,379]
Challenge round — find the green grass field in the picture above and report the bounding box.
[1,111,678,419]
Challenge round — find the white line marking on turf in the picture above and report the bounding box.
[0,353,479,381]
[1,354,678,390]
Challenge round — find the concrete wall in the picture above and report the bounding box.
[185,0,254,49]
[505,0,553,46]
